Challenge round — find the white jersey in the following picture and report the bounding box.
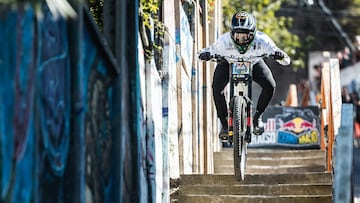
[197,31,291,66]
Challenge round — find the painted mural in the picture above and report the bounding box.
[0,3,120,203]
[0,6,36,203]
[37,5,72,203]
[249,106,321,148]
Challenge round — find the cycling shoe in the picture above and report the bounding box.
[253,117,264,136]
[218,127,228,140]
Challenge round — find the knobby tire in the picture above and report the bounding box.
[233,96,247,181]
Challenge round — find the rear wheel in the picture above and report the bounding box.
[232,96,247,181]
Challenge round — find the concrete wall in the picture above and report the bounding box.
[161,0,223,178]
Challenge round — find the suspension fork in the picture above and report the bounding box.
[245,75,253,142]
[228,78,235,140]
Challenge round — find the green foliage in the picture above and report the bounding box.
[222,0,303,69]
[139,0,164,61]
[140,0,160,29]
[88,0,103,31]
[86,0,164,62]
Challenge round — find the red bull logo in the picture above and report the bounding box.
[279,116,319,145]
[282,117,315,134]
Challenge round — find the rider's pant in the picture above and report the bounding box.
[212,59,276,125]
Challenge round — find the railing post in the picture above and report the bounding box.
[334,103,354,203]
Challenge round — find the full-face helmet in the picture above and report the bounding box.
[230,11,257,53]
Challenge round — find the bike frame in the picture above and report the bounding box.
[228,61,253,143]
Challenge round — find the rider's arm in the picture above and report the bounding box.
[260,32,291,66]
[275,50,291,66]
[197,33,231,60]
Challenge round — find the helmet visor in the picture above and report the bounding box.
[232,32,251,45]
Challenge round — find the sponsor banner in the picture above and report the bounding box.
[249,106,320,149]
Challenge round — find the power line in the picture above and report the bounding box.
[317,0,355,51]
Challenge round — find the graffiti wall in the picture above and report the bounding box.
[37,6,73,203]
[81,11,119,203]
[0,3,121,203]
[0,6,36,203]
[249,106,321,149]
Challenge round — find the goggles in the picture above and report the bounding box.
[232,32,251,45]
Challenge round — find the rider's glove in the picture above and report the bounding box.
[271,51,284,60]
[199,52,212,61]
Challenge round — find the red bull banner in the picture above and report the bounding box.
[249,106,320,149]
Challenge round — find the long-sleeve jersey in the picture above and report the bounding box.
[197,31,291,66]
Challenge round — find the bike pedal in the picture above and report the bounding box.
[253,128,264,136]
[220,135,228,141]
[245,135,251,143]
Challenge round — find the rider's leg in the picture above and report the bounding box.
[212,60,230,136]
[252,59,276,135]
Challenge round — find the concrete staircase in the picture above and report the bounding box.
[178,148,333,203]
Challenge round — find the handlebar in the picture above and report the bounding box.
[209,53,271,62]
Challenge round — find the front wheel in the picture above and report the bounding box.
[232,96,247,181]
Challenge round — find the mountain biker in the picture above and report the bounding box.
[197,11,291,138]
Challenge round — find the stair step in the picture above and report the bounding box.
[214,149,325,160]
[180,183,332,195]
[215,164,325,174]
[180,173,332,185]
[214,148,326,174]
[214,156,325,166]
[179,194,332,203]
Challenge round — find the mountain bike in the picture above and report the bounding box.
[209,53,270,181]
